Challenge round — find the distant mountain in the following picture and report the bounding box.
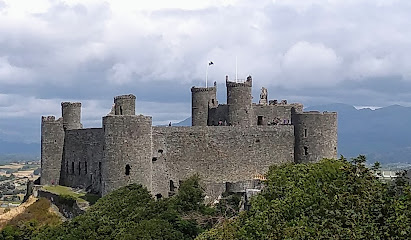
[0,140,40,163]
[174,117,191,126]
[0,139,40,155]
[306,103,411,164]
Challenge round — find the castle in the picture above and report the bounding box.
[40,75,337,200]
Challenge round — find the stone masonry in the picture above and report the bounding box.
[40,75,337,200]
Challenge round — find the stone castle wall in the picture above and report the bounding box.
[40,116,64,185]
[101,115,153,196]
[151,125,295,199]
[61,102,82,130]
[292,111,338,163]
[114,94,136,115]
[191,87,217,126]
[226,77,253,126]
[60,128,104,194]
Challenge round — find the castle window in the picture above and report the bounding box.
[85,162,87,174]
[72,162,75,175]
[120,106,123,115]
[152,157,157,162]
[78,162,81,175]
[125,164,131,175]
[211,99,215,104]
[66,162,69,173]
[158,149,163,154]
[257,116,263,125]
[304,147,308,156]
[304,129,307,137]
[170,180,176,192]
[155,194,162,200]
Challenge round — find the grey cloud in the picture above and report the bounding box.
[2,0,411,146]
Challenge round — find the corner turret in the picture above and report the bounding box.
[292,111,338,163]
[40,116,64,185]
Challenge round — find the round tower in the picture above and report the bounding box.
[191,86,217,126]
[292,111,338,163]
[226,75,253,126]
[114,94,136,115]
[101,115,153,195]
[61,102,82,130]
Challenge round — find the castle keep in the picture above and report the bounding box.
[40,76,337,199]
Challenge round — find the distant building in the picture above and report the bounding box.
[40,75,337,200]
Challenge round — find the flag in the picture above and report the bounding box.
[208,61,214,66]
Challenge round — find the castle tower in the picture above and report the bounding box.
[292,111,338,163]
[226,75,253,126]
[191,85,217,126]
[61,102,82,130]
[114,94,136,115]
[40,116,64,185]
[101,113,153,196]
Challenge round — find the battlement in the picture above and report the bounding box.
[42,116,56,122]
[226,75,252,87]
[61,102,81,107]
[114,94,136,101]
[191,86,216,93]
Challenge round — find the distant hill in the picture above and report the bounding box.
[305,103,411,164]
[0,140,40,163]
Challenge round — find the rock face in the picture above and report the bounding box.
[41,75,337,201]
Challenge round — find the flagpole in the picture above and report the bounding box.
[235,56,238,82]
[206,62,209,88]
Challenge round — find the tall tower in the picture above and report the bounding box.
[101,95,153,195]
[114,94,136,115]
[40,116,64,185]
[61,102,82,130]
[292,111,338,163]
[226,75,253,126]
[191,85,217,126]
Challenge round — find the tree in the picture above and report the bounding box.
[197,156,411,240]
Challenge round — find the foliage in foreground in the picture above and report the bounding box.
[197,156,411,240]
[0,198,61,239]
[31,175,211,240]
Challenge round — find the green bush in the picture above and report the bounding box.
[197,156,411,240]
[34,176,212,240]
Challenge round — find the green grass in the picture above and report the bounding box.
[42,185,99,203]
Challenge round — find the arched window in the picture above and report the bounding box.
[125,164,131,175]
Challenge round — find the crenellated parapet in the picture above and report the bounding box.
[191,86,216,93]
[225,75,253,87]
[114,94,136,101]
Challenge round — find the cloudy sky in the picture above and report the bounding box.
[1,0,411,143]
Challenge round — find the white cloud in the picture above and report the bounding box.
[280,41,341,87]
[2,0,411,144]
